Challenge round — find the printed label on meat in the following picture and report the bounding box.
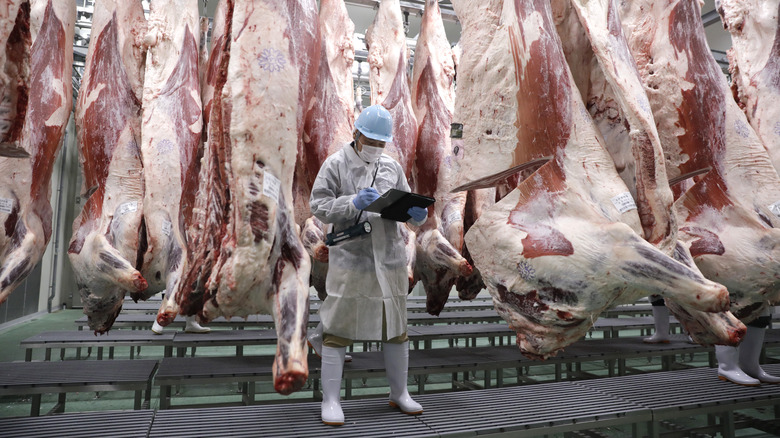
[611,192,637,213]
[263,171,281,204]
[157,139,174,154]
[768,201,780,217]
[162,220,172,236]
[0,198,13,214]
[258,48,287,72]
[517,260,535,280]
[118,201,138,216]
[735,119,750,138]
[445,211,462,225]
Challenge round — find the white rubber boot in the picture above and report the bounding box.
[184,316,211,333]
[739,326,780,384]
[383,341,422,415]
[307,323,352,362]
[321,346,346,425]
[643,306,670,344]
[151,320,164,335]
[716,345,760,386]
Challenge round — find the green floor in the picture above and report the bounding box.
[1,307,779,437]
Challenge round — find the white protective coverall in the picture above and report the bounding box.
[310,143,425,341]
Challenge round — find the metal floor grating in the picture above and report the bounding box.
[408,381,650,437]
[573,364,780,422]
[148,398,435,438]
[2,363,779,437]
[154,355,276,381]
[0,359,158,388]
[0,409,155,438]
[148,381,650,437]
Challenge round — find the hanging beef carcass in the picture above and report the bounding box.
[300,0,356,300]
[173,0,230,318]
[621,0,780,324]
[138,0,202,326]
[449,34,493,302]
[554,0,744,345]
[176,0,314,396]
[0,0,29,159]
[68,0,146,332]
[366,0,418,180]
[365,0,418,293]
[450,0,731,359]
[718,1,780,171]
[1,0,74,304]
[410,0,472,315]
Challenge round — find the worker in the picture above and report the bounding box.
[716,308,779,386]
[309,104,428,426]
[643,296,670,344]
[150,291,211,334]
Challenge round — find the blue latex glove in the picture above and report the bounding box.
[353,187,380,210]
[407,206,428,222]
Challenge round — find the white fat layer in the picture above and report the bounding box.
[450,1,521,186]
[366,0,406,104]
[720,0,780,177]
[321,0,356,127]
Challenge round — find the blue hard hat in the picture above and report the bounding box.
[355,105,393,142]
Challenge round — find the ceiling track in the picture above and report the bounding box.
[344,0,458,22]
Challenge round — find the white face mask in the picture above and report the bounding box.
[357,145,384,163]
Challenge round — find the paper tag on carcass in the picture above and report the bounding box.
[445,211,462,225]
[162,220,172,236]
[768,201,780,217]
[263,172,281,203]
[118,201,138,216]
[611,192,637,213]
[0,198,13,214]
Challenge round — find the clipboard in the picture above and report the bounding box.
[364,189,435,222]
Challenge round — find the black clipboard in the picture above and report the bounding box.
[364,189,435,222]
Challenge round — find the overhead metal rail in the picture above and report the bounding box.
[345,0,457,22]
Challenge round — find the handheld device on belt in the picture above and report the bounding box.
[325,166,379,246]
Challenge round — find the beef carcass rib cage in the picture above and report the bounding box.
[1,0,74,305]
[411,0,472,315]
[299,0,356,300]
[0,0,29,159]
[365,0,419,295]
[67,0,146,333]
